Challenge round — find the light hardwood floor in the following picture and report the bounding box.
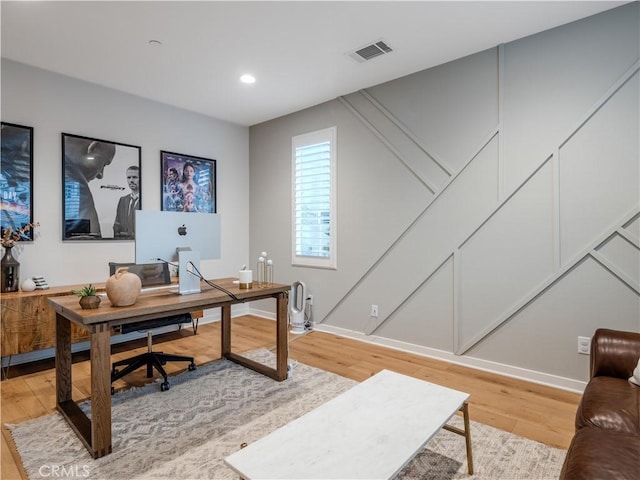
[1,315,581,479]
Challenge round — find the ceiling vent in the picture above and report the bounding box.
[348,40,393,63]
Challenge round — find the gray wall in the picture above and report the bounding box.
[250,3,640,391]
[1,60,250,287]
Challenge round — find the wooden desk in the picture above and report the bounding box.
[47,278,290,459]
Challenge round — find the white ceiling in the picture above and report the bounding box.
[1,1,628,126]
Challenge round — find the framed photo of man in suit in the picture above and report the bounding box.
[62,133,142,240]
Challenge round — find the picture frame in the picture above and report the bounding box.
[161,150,216,213]
[62,133,142,240]
[1,122,34,241]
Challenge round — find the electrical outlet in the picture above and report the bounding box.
[306,294,313,306]
[577,336,591,355]
[370,304,379,318]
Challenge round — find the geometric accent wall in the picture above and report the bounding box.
[328,54,638,380]
[250,3,640,386]
[328,6,640,381]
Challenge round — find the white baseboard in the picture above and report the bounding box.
[242,309,586,393]
[312,323,587,394]
[2,305,586,394]
[247,306,277,321]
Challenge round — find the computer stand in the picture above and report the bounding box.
[177,248,201,295]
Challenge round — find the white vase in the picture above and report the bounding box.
[20,278,37,292]
[106,267,142,306]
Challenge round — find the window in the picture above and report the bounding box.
[292,127,337,269]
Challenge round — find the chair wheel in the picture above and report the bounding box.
[188,363,196,371]
[160,382,170,391]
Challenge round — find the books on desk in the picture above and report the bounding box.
[33,276,49,290]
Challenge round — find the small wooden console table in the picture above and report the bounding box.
[47,278,290,459]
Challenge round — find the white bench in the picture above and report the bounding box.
[225,369,473,479]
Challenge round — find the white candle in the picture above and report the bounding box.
[239,270,253,289]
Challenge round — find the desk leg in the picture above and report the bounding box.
[223,293,289,382]
[56,318,112,458]
[55,313,72,404]
[275,292,288,381]
[90,324,112,458]
[221,304,231,357]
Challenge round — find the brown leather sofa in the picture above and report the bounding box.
[560,328,640,479]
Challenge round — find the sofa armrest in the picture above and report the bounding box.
[590,328,640,379]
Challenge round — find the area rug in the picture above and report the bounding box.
[7,349,566,479]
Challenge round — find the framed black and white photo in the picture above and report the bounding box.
[1,122,34,240]
[161,150,216,213]
[62,133,141,240]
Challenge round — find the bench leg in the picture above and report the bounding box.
[442,401,474,475]
[238,443,248,480]
[461,402,473,474]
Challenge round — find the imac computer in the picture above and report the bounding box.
[135,210,221,294]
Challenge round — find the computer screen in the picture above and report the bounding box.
[135,210,220,294]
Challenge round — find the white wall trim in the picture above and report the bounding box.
[558,59,639,151]
[359,88,454,177]
[337,94,438,194]
[459,207,639,354]
[497,44,505,201]
[590,250,640,294]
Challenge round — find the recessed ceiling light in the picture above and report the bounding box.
[240,74,256,84]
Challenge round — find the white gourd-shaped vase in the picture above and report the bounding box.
[106,267,142,307]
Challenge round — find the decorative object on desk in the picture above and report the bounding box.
[20,278,36,292]
[106,266,142,306]
[7,350,566,480]
[1,246,20,293]
[257,251,270,287]
[62,133,142,241]
[238,269,252,289]
[161,150,216,213]
[266,259,273,287]
[32,275,49,289]
[72,284,101,309]
[257,255,265,287]
[1,222,39,293]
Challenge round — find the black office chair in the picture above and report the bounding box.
[108,262,198,393]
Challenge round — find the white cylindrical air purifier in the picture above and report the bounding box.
[290,281,307,334]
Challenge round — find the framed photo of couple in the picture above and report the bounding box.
[161,151,216,214]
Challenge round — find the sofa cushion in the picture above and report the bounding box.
[560,428,640,480]
[576,376,640,435]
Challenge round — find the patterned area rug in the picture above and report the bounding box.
[7,350,566,479]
